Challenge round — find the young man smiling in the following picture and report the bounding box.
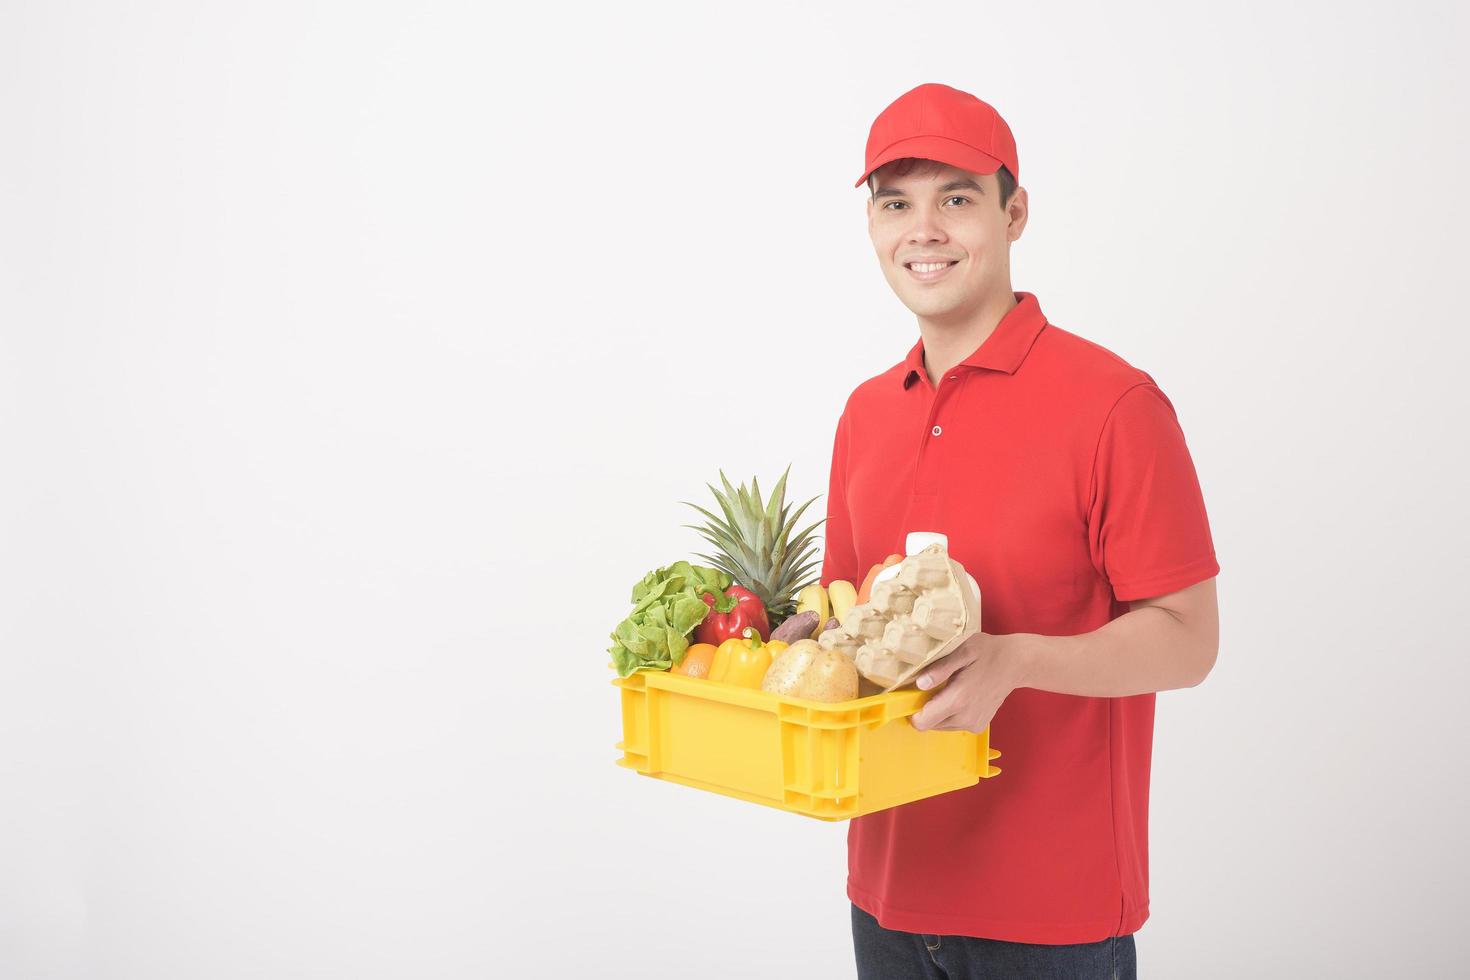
[825,83,1220,979]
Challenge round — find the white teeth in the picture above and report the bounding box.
[909,262,955,273]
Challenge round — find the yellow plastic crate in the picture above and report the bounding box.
[612,669,1002,821]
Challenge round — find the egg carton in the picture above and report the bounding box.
[818,533,982,693]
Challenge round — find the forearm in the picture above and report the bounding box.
[1011,606,1213,698]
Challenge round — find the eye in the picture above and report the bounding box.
[881,197,970,211]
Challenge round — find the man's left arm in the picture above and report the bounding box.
[911,380,1221,733]
[911,576,1218,732]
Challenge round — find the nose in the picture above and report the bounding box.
[904,204,948,246]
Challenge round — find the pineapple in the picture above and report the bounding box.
[681,465,826,628]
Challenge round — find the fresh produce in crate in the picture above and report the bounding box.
[826,580,858,622]
[682,466,824,633]
[693,584,770,644]
[709,628,787,688]
[857,554,904,603]
[609,526,1005,821]
[760,638,859,702]
[669,643,717,679]
[793,584,830,639]
[769,610,820,644]
[607,561,731,677]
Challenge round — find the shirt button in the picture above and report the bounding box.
[931,424,942,437]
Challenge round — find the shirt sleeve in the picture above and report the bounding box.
[1087,382,1220,602]
[820,408,862,588]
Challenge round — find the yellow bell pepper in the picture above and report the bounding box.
[709,628,786,688]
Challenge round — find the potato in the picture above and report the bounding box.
[761,639,860,703]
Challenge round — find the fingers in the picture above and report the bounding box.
[915,707,987,734]
[910,706,951,732]
[910,688,958,731]
[915,643,976,691]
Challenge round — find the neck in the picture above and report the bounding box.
[918,287,1019,386]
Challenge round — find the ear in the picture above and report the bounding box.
[1006,186,1029,243]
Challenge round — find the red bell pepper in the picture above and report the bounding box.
[695,585,770,644]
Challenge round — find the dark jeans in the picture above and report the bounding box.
[852,902,1137,980]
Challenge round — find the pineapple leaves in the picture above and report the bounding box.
[765,464,791,531]
[683,467,827,622]
[704,479,742,532]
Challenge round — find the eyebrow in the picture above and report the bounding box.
[872,178,985,201]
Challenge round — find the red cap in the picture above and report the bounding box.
[855,83,1019,189]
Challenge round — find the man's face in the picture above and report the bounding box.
[866,161,1025,322]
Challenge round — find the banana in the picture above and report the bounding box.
[795,583,831,638]
[827,580,857,624]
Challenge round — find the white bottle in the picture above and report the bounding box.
[905,531,949,555]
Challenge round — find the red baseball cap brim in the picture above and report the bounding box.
[854,134,1006,189]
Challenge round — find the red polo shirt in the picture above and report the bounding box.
[821,291,1219,944]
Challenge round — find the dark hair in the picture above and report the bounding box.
[867,158,1016,208]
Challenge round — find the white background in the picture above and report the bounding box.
[3,1,1467,977]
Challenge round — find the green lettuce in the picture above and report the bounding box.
[608,561,731,677]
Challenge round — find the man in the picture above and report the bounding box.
[825,83,1221,980]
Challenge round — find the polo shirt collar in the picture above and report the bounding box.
[901,291,1048,389]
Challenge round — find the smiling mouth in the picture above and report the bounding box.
[905,260,959,280]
